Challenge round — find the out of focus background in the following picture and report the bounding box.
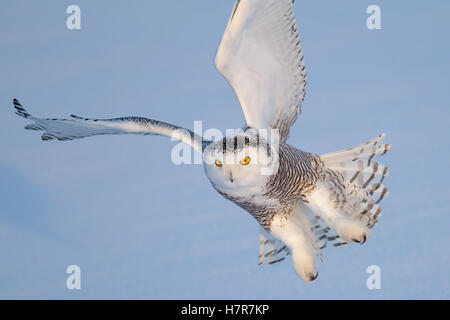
[0,0,449,299]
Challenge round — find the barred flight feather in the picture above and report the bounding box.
[319,134,391,230]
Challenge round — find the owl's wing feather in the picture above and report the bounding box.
[216,0,307,141]
[13,99,206,151]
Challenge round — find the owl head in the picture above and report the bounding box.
[203,129,280,194]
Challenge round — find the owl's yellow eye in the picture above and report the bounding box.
[215,160,223,167]
[240,156,251,165]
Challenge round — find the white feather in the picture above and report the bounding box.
[216,0,307,141]
[13,99,204,150]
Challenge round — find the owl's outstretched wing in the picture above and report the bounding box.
[13,99,206,151]
[215,0,307,141]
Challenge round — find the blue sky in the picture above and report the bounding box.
[0,0,449,299]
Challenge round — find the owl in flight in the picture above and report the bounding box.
[13,0,390,281]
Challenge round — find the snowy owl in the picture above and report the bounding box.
[13,0,390,282]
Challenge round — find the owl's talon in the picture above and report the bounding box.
[360,235,367,245]
[352,234,367,245]
[310,272,318,281]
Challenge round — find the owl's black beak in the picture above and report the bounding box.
[229,172,234,183]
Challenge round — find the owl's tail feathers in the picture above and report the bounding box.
[320,133,391,165]
[258,227,291,266]
[312,133,391,243]
[320,133,391,210]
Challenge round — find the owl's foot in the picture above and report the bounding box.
[334,218,369,244]
[292,248,317,282]
[308,271,319,281]
[352,234,367,245]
